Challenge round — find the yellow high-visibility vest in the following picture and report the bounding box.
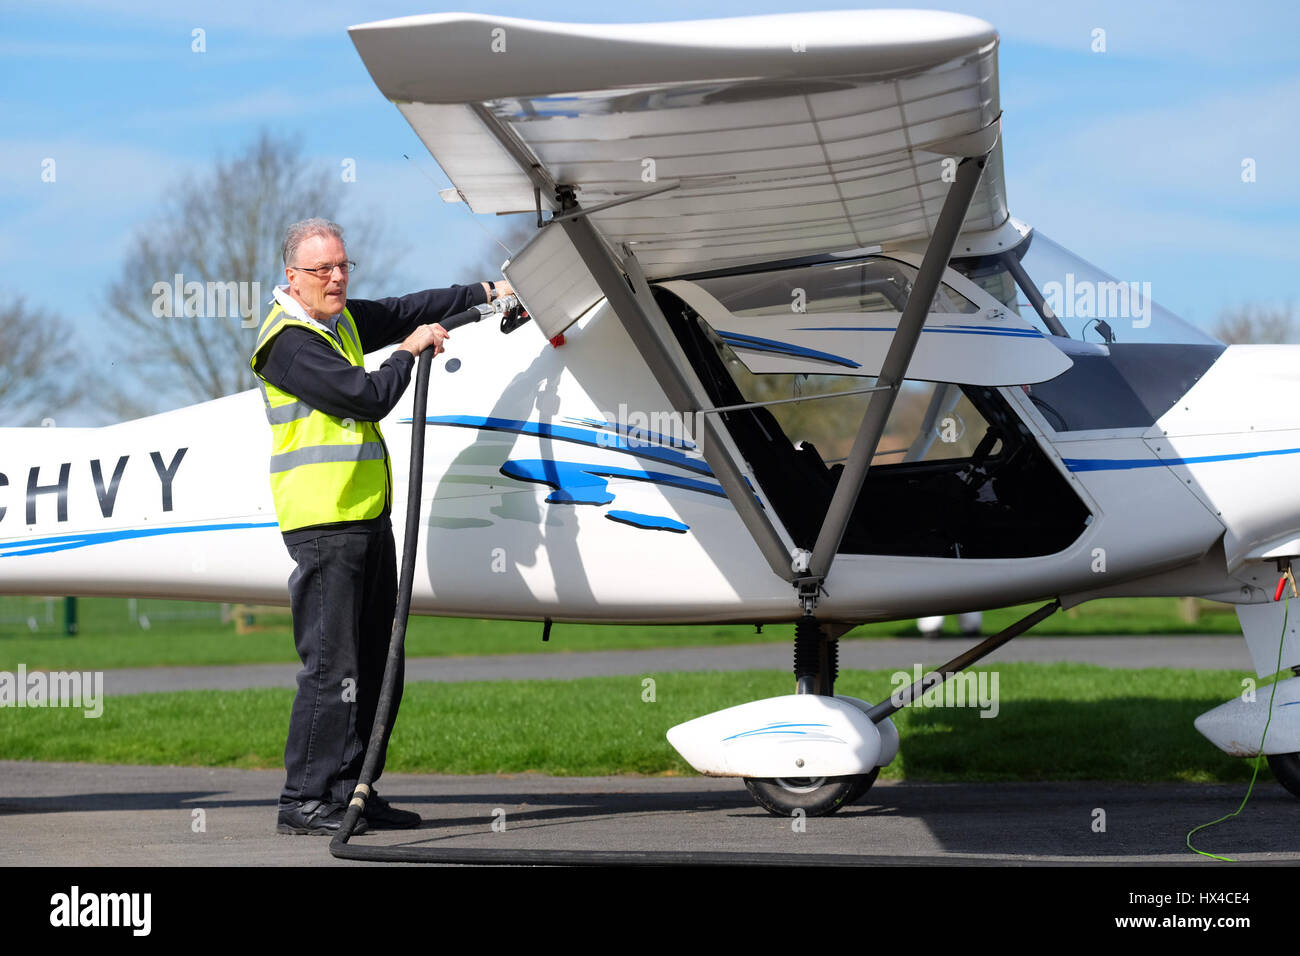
[250,302,392,532]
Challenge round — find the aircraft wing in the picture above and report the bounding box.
[348,10,1006,278]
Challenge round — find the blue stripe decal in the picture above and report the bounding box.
[945,323,1044,337]
[0,521,279,558]
[500,459,725,505]
[411,415,712,476]
[723,722,831,742]
[560,415,697,451]
[1064,446,1300,472]
[717,331,861,368]
[606,510,689,533]
[794,325,1043,338]
[401,416,760,536]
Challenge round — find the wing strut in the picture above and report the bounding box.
[800,155,989,611]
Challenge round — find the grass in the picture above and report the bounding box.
[0,596,1244,672]
[0,663,1272,784]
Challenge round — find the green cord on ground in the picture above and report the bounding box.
[1186,595,1288,861]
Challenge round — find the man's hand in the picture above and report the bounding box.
[482,278,515,302]
[400,323,448,358]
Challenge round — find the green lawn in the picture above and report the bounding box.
[0,663,1274,785]
[0,596,1244,672]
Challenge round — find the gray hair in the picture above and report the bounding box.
[282,218,344,266]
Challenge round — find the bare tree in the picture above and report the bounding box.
[104,131,398,417]
[1212,303,1296,344]
[0,295,81,426]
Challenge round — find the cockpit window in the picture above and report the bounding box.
[694,257,980,318]
[948,253,1022,315]
[709,334,992,467]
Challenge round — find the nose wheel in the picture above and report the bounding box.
[744,768,880,817]
[742,615,881,817]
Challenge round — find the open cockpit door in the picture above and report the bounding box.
[662,256,1071,386]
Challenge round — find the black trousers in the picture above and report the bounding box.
[280,524,403,806]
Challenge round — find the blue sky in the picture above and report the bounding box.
[2,0,1298,423]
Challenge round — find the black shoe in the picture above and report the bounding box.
[364,792,421,830]
[276,800,368,836]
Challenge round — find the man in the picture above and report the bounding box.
[251,217,512,835]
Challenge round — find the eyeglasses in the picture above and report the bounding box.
[290,260,356,279]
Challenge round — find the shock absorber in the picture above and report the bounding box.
[793,615,836,696]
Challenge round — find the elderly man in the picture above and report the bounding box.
[251,217,511,835]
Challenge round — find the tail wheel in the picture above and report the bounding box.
[744,769,878,817]
[1267,752,1300,799]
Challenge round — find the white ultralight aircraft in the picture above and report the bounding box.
[4,10,1299,818]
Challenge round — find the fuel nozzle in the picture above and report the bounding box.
[493,292,531,334]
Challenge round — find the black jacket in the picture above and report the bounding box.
[254,283,488,542]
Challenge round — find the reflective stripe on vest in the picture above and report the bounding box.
[269,442,386,472]
[256,380,315,425]
[250,303,392,532]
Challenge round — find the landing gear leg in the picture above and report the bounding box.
[743,615,878,817]
[794,613,835,696]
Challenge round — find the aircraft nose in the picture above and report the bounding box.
[1150,344,1300,571]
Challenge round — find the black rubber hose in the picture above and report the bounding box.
[329,307,485,855]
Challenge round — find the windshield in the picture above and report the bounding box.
[951,230,1221,347]
[950,231,1225,431]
